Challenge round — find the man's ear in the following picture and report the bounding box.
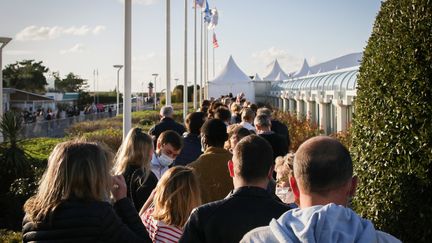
[227,160,234,178]
[156,141,162,151]
[267,165,274,179]
[349,176,358,197]
[289,176,300,200]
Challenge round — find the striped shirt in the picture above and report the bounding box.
[141,207,183,243]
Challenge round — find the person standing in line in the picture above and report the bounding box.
[113,127,158,211]
[140,166,201,242]
[241,136,401,243]
[174,112,206,166]
[180,135,292,243]
[149,105,185,147]
[150,130,183,179]
[22,140,151,242]
[188,119,233,204]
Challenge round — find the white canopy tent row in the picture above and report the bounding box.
[263,59,290,81]
[207,56,255,103]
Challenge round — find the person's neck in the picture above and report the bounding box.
[299,191,348,209]
[233,177,268,190]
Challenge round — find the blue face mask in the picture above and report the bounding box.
[158,152,174,167]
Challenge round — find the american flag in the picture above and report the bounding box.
[213,32,219,48]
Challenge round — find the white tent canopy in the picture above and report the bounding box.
[263,59,290,81]
[253,73,262,81]
[293,59,311,78]
[208,56,255,102]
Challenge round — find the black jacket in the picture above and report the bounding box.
[22,198,151,243]
[123,165,158,211]
[259,132,289,160]
[179,186,292,243]
[148,117,185,144]
[173,133,202,166]
[271,119,290,149]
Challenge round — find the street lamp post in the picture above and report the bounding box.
[141,81,144,110]
[113,65,123,116]
[152,73,158,110]
[0,37,12,143]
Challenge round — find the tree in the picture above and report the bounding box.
[55,72,88,93]
[351,0,432,242]
[2,60,49,93]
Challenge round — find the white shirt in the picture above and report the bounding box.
[240,121,256,132]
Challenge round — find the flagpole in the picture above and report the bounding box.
[199,10,203,106]
[96,69,99,105]
[166,0,171,106]
[123,0,132,140]
[193,1,197,111]
[93,69,96,105]
[183,0,188,121]
[206,26,209,99]
[204,26,207,99]
[213,31,215,78]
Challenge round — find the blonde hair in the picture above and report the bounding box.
[113,127,153,182]
[225,124,243,150]
[152,166,201,228]
[275,153,295,186]
[24,140,112,222]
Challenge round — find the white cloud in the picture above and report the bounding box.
[252,47,303,72]
[60,43,85,54]
[92,25,106,35]
[118,0,159,5]
[4,50,34,55]
[16,25,106,41]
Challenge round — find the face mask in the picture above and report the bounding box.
[275,187,295,204]
[158,152,174,167]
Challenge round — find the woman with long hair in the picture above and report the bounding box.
[113,127,158,211]
[22,140,151,242]
[140,166,201,242]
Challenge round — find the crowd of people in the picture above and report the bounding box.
[19,103,115,124]
[21,93,401,243]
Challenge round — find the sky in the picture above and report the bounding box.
[0,0,382,93]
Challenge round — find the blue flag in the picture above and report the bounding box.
[204,0,211,23]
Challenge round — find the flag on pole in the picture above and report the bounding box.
[204,0,211,23]
[208,8,218,29]
[213,32,219,48]
[195,0,204,8]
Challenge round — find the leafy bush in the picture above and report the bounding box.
[273,111,322,152]
[21,137,63,162]
[66,117,123,136]
[0,229,22,242]
[82,128,123,152]
[351,0,432,241]
[0,111,32,194]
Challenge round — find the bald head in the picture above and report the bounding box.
[294,136,352,195]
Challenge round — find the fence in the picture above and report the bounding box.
[21,112,115,138]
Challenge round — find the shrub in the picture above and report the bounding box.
[82,128,123,152]
[0,111,32,194]
[351,0,432,241]
[273,111,322,152]
[0,229,22,242]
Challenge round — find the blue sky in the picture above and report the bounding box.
[0,0,381,92]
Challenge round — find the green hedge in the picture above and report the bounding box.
[351,0,432,242]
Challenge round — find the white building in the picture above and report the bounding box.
[264,52,362,134]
